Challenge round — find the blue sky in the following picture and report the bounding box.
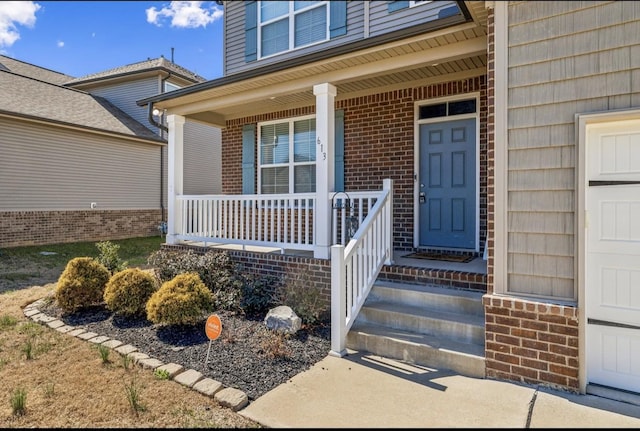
[0,1,225,80]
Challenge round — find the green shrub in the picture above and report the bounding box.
[103,268,158,317]
[275,272,328,327]
[146,273,214,326]
[240,273,279,317]
[55,257,110,313]
[147,249,243,311]
[95,241,128,275]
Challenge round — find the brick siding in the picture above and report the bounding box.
[223,80,488,254]
[484,294,579,392]
[0,209,165,248]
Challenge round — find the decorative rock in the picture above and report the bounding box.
[215,387,249,411]
[89,335,110,344]
[264,305,301,334]
[115,344,138,355]
[55,325,75,333]
[174,369,203,388]
[128,352,150,364]
[139,357,164,370]
[156,363,184,378]
[47,320,65,329]
[67,328,87,337]
[23,308,41,317]
[193,378,223,396]
[102,339,123,349]
[77,331,99,340]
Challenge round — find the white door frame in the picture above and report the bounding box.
[576,107,640,393]
[413,93,480,252]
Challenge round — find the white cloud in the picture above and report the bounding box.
[0,1,40,47]
[146,1,223,28]
[57,40,63,48]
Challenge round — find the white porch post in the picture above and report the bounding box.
[313,83,337,259]
[166,114,185,245]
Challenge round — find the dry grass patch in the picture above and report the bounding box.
[0,284,261,428]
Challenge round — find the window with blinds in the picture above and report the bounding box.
[259,116,316,194]
[259,1,328,58]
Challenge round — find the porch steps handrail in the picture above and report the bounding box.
[330,179,394,357]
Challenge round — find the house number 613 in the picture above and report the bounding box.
[317,137,326,160]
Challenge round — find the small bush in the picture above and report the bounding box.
[259,331,292,359]
[95,241,128,275]
[275,272,328,327]
[148,249,244,312]
[104,268,158,317]
[146,273,214,326]
[240,273,279,317]
[55,257,110,313]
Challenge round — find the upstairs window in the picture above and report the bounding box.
[259,116,316,194]
[259,1,329,58]
[164,82,181,92]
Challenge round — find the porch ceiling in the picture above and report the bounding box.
[157,2,489,128]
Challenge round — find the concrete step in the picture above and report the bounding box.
[370,280,485,317]
[358,300,485,345]
[346,281,486,378]
[346,321,485,378]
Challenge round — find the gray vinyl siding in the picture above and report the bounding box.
[225,1,365,75]
[368,1,460,37]
[184,122,222,195]
[505,0,640,300]
[0,117,162,211]
[88,77,160,133]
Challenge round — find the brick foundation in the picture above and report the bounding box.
[484,294,579,392]
[161,244,332,308]
[0,209,165,248]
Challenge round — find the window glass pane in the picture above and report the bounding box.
[419,103,446,119]
[262,19,289,56]
[260,123,290,164]
[294,119,316,162]
[294,165,316,193]
[295,5,326,47]
[260,1,288,22]
[261,166,289,194]
[448,99,477,115]
[294,1,320,11]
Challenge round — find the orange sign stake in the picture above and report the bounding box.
[204,314,222,366]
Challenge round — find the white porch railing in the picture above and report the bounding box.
[330,179,394,356]
[176,193,316,250]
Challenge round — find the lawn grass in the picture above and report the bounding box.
[1,236,164,268]
[0,236,165,292]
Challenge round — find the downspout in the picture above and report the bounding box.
[149,72,171,234]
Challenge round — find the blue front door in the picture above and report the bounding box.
[419,118,476,249]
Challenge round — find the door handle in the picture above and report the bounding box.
[419,192,426,204]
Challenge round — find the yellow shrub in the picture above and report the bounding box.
[104,268,158,317]
[146,272,214,326]
[56,257,110,313]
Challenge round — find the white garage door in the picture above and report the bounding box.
[586,120,640,393]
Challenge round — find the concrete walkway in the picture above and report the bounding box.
[240,350,640,428]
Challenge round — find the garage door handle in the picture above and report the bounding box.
[589,180,640,186]
[588,318,640,331]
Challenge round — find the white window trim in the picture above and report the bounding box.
[257,114,317,194]
[410,1,432,7]
[258,1,329,60]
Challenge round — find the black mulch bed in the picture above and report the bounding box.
[38,300,331,401]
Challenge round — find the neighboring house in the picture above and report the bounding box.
[0,55,222,247]
[138,0,640,401]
